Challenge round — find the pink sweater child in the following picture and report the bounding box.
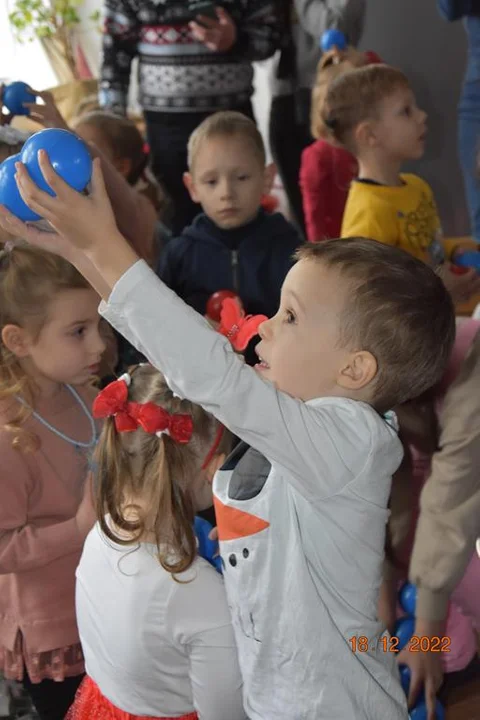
[0,386,97,683]
[0,244,103,720]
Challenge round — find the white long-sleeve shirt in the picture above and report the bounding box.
[101,260,408,720]
[76,523,245,719]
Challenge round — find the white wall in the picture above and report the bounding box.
[359,0,469,236]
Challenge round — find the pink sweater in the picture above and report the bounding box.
[0,385,96,655]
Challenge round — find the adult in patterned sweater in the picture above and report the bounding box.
[100,0,281,234]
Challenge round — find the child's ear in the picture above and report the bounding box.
[263,163,276,195]
[355,120,378,149]
[183,172,199,203]
[204,452,227,483]
[338,350,377,392]
[1,324,31,358]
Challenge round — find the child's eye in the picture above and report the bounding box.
[285,310,296,324]
[237,174,250,181]
[204,179,217,187]
[70,326,86,338]
[403,106,412,116]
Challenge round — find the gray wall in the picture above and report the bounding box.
[359,0,469,236]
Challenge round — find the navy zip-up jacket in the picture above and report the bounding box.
[156,209,302,318]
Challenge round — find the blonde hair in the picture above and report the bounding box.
[321,64,410,150]
[0,245,90,450]
[187,111,266,170]
[95,365,231,576]
[311,47,368,140]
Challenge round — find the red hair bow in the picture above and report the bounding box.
[218,298,267,351]
[93,377,193,444]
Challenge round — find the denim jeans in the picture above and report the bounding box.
[459,78,480,240]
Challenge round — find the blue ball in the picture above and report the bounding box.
[0,154,41,222]
[394,617,415,651]
[399,664,411,696]
[320,29,347,52]
[194,516,222,573]
[399,582,417,616]
[3,81,36,116]
[20,129,92,197]
[455,251,480,272]
[409,698,445,720]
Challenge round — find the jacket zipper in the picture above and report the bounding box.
[231,249,239,293]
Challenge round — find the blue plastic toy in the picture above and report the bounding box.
[194,516,222,573]
[394,616,415,651]
[320,28,347,52]
[455,251,480,272]
[399,582,417,616]
[399,664,445,719]
[0,154,41,222]
[2,81,36,117]
[20,129,92,197]
[410,698,445,720]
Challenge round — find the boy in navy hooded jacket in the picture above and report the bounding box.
[156,112,303,321]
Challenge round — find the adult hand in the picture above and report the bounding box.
[397,619,445,720]
[190,7,237,52]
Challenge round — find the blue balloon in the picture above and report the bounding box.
[194,516,222,573]
[399,664,411,695]
[394,617,415,651]
[399,582,417,616]
[0,154,41,221]
[409,698,445,720]
[20,129,92,197]
[455,251,480,272]
[3,81,36,116]
[320,28,347,52]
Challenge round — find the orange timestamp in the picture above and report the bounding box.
[349,635,451,654]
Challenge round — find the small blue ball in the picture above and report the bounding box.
[399,582,417,616]
[399,664,411,696]
[194,516,222,573]
[394,617,415,651]
[320,29,347,52]
[455,251,480,271]
[3,81,36,117]
[409,698,445,720]
[20,129,92,197]
[0,154,41,222]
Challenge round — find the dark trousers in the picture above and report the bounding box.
[22,671,84,720]
[145,103,254,236]
[269,92,312,237]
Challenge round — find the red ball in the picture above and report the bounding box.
[206,290,239,322]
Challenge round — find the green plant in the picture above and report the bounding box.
[9,0,101,78]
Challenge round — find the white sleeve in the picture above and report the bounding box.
[166,564,246,720]
[100,261,390,500]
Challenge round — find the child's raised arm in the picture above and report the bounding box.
[0,157,398,503]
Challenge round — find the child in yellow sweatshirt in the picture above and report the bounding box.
[322,64,480,305]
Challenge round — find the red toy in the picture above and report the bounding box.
[206,290,239,322]
[218,298,267,351]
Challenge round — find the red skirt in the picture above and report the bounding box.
[66,676,199,720]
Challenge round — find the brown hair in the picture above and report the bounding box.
[187,111,266,170]
[73,111,167,215]
[0,245,90,449]
[95,365,231,576]
[296,238,456,412]
[321,64,410,150]
[311,47,368,140]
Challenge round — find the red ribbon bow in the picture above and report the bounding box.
[218,297,267,352]
[93,378,193,444]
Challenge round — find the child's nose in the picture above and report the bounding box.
[258,317,273,340]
